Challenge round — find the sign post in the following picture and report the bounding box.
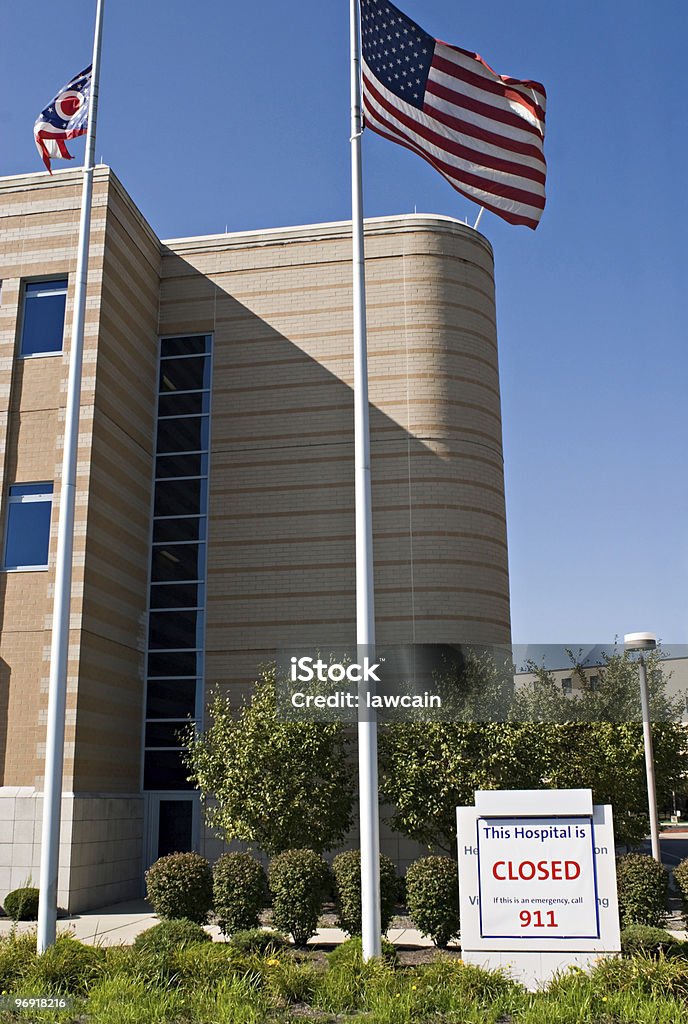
[457,790,620,989]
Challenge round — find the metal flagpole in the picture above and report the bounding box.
[37,0,105,953]
[350,0,382,960]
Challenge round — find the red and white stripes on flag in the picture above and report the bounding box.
[360,0,547,229]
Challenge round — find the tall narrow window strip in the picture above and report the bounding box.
[143,335,212,791]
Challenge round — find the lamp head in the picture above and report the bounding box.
[624,632,657,652]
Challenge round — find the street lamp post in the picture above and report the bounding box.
[624,632,661,862]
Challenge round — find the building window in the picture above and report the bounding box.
[20,279,67,356]
[589,675,600,691]
[3,483,53,570]
[144,335,212,791]
[561,676,572,694]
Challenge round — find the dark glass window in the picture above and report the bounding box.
[144,750,193,790]
[3,483,53,569]
[160,335,211,358]
[150,582,204,610]
[20,280,67,356]
[159,357,211,393]
[154,478,207,518]
[147,679,198,719]
[151,543,205,583]
[147,650,203,678]
[149,609,203,650]
[153,517,206,544]
[158,391,209,417]
[156,416,210,455]
[156,452,208,480]
[145,721,191,747]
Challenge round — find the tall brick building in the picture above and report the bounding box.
[0,166,510,910]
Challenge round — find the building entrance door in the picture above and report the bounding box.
[144,793,200,868]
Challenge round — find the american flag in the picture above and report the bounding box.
[360,0,546,229]
[34,66,92,174]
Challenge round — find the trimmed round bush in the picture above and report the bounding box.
[332,850,398,935]
[3,887,40,921]
[213,852,268,936]
[621,924,681,958]
[133,918,211,955]
[145,852,213,923]
[26,936,104,995]
[268,849,331,947]
[616,853,668,928]
[405,855,460,948]
[228,928,288,955]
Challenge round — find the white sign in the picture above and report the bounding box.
[457,790,620,989]
[477,815,598,939]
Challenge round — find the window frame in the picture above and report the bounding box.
[2,482,54,571]
[18,278,68,359]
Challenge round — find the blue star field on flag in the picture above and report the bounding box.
[34,66,92,173]
[361,0,434,110]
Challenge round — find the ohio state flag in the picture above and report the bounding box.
[34,66,91,173]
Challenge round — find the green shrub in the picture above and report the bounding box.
[213,852,268,936]
[621,924,681,957]
[673,857,688,926]
[228,928,288,955]
[145,851,213,923]
[3,887,40,921]
[0,932,37,989]
[132,917,211,955]
[327,934,398,968]
[616,853,668,928]
[331,850,398,936]
[268,849,331,947]
[405,855,460,947]
[25,935,104,994]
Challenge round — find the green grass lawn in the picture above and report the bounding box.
[3,932,688,1023]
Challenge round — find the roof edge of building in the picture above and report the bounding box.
[162,212,493,259]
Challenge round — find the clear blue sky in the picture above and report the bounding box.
[2,0,686,644]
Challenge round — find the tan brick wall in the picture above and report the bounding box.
[0,168,101,787]
[74,172,160,793]
[0,167,158,792]
[161,214,510,700]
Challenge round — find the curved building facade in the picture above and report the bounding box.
[0,167,509,909]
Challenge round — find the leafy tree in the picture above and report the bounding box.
[379,720,548,856]
[379,650,548,855]
[379,648,688,852]
[185,665,354,855]
[514,649,688,846]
